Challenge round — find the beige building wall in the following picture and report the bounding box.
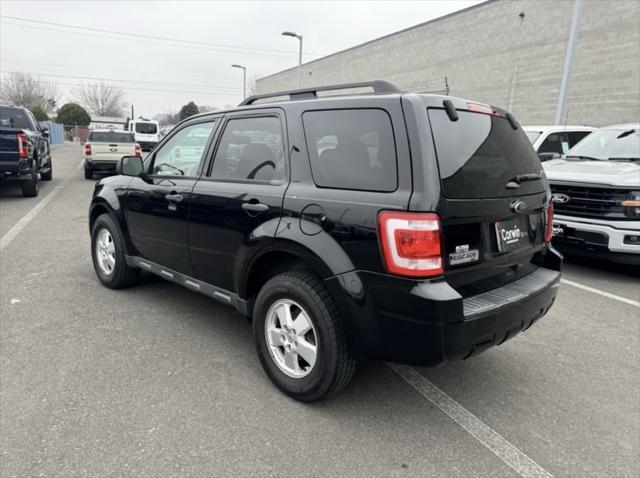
[256,0,640,126]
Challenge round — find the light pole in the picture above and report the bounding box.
[231,64,247,100]
[282,31,303,88]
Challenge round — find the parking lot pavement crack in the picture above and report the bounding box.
[387,363,553,478]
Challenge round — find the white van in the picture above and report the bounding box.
[129,119,160,151]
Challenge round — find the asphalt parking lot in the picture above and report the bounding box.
[1,144,638,477]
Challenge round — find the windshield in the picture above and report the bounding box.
[525,130,541,143]
[135,122,158,134]
[88,131,134,143]
[428,109,545,199]
[0,107,31,130]
[567,128,640,160]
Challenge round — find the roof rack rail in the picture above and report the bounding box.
[239,80,402,106]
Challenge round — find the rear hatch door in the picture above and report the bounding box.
[423,101,550,294]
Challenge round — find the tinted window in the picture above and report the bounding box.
[538,132,569,154]
[135,122,158,134]
[0,107,31,130]
[303,109,397,192]
[210,116,285,183]
[152,122,216,176]
[567,131,592,147]
[88,131,134,143]
[428,109,545,199]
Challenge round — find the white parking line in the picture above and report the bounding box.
[388,363,553,478]
[561,278,640,308]
[0,160,83,253]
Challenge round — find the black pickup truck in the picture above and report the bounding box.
[0,105,52,197]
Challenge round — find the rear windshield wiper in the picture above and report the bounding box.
[564,155,604,161]
[608,157,640,161]
[506,173,541,189]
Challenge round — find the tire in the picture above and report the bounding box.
[41,160,53,181]
[91,213,140,289]
[253,271,357,401]
[84,165,93,180]
[21,162,39,197]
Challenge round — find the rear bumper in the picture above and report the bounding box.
[85,158,118,172]
[137,141,157,151]
[0,159,31,177]
[327,250,562,366]
[552,214,640,264]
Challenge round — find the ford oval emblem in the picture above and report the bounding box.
[511,200,528,214]
[552,193,571,204]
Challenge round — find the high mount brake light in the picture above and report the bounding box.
[17,133,29,158]
[467,102,499,116]
[378,211,443,277]
[545,202,554,243]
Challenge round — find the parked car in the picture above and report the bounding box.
[89,81,562,401]
[128,118,160,151]
[523,125,595,161]
[543,123,640,265]
[0,105,52,196]
[84,129,141,179]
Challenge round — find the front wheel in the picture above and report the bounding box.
[253,271,357,401]
[40,160,53,181]
[91,214,140,289]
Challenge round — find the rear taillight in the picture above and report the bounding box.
[17,133,29,158]
[134,144,142,156]
[545,202,554,243]
[378,211,443,278]
[84,143,92,156]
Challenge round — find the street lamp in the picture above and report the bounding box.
[231,64,247,100]
[281,31,303,88]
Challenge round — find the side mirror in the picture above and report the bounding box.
[41,126,49,138]
[117,155,145,177]
[538,152,561,162]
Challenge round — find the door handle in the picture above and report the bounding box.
[165,193,184,202]
[241,202,269,213]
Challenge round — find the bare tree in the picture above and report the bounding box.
[0,72,59,112]
[72,82,127,117]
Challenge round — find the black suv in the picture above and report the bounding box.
[89,81,562,401]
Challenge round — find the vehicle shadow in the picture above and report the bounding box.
[561,251,639,277]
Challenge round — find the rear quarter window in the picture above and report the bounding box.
[302,109,397,192]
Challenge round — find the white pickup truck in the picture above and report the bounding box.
[543,123,640,265]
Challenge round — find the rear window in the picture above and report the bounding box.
[0,107,31,130]
[88,131,134,143]
[428,109,545,199]
[303,109,397,192]
[135,122,157,134]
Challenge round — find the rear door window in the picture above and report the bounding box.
[303,109,397,192]
[428,109,545,199]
